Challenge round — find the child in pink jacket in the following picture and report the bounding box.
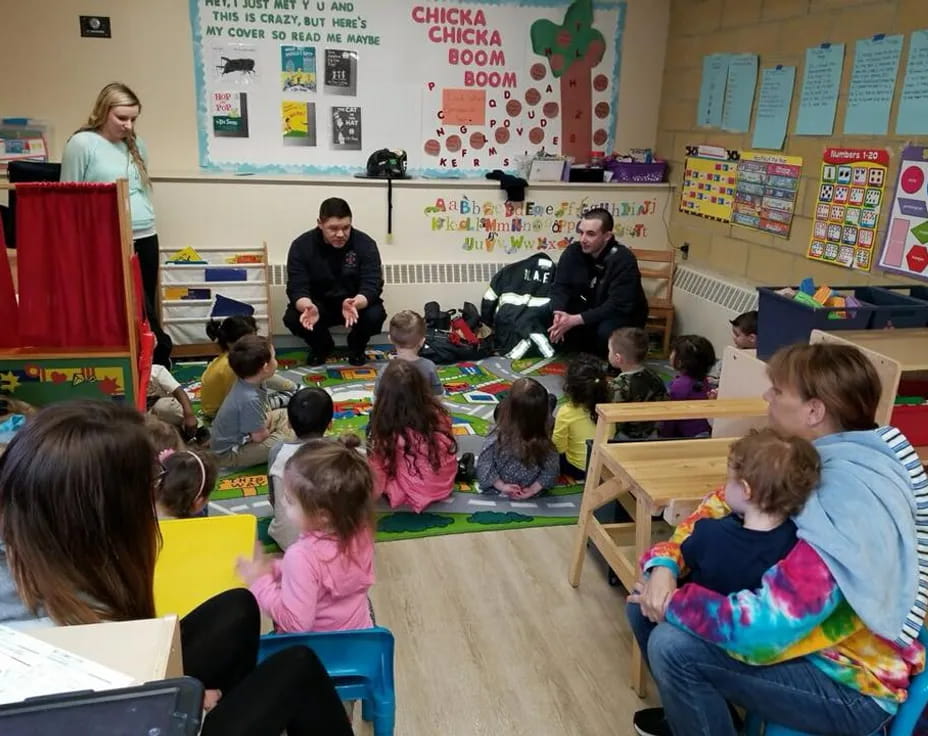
[368,360,457,512]
[237,435,374,632]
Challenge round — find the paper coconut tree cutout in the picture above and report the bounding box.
[530,0,606,162]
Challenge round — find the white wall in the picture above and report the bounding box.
[150,176,673,330]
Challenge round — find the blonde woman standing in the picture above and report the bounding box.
[61,82,172,366]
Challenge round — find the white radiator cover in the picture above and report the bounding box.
[671,265,759,358]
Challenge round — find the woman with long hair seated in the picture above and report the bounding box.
[0,400,354,736]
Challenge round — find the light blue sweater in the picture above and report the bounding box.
[796,428,923,645]
[60,130,156,235]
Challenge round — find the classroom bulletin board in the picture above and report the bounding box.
[188,0,626,176]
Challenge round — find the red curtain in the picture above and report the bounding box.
[16,182,128,348]
[0,225,20,347]
[132,254,155,411]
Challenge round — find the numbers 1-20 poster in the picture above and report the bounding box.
[806,148,889,272]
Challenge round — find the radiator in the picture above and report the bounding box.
[672,265,759,356]
[268,262,509,335]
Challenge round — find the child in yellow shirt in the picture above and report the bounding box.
[201,316,297,418]
[552,354,610,480]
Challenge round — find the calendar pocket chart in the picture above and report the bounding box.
[807,147,889,272]
[731,151,803,237]
[680,148,739,222]
[879,145,928,280]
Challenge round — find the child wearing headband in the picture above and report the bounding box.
[155,448,218,519]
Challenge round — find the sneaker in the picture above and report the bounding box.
[633,708,671,736]
[456,452,475,483]
[193,427,211,447]
[348,353,367,367]
[266,391,293,410]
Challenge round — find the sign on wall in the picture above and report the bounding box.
[879,145,928,280]
[188,0,625,176]
[732,151,802,238]
[806,147,889,272]
[679,145,738,223]
[421,192,664,255]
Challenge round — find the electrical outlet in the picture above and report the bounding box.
[680,242,690,260]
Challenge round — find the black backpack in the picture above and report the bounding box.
[365,149,407,178]
[420,301,492,364]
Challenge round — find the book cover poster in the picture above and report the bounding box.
[282,101,317,146]
[281,46,316,92]
[211,44,259,84]
[331,106,361,150]
[212,92,249,138]
[324,49,357,95]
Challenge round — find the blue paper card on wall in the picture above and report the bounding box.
[752,66,796,150]
[844,34,904,135]
[697,54,731,128]
[795,44,845,135]
[722,54,758,133]
[897,29,928,135]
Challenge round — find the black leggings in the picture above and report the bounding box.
[181,589,353,736]
[133,233,172,367]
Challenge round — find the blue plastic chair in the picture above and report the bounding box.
[258,626,395,736]
[745,628,928,736]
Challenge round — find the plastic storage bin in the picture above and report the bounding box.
[877,285,928,325]
[853,287,928,328]
[757,286,874,360]
[607,161,667,183]
[894,379,928,447]
[891,405,928,446]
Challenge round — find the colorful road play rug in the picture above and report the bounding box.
[174,348,585,543]
[174,347,676,543]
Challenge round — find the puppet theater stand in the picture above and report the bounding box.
[0,179,151,409]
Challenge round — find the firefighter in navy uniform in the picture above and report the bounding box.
[548,207,648,359]
[283,197,386,366]
[480,253,556,360]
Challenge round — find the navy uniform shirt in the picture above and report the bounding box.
[286,226,383,308]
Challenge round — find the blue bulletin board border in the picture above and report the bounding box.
[189,0,625,178]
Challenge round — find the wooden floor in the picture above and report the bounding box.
[364,525,658,736]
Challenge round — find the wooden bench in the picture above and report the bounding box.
[568,398,769,696]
